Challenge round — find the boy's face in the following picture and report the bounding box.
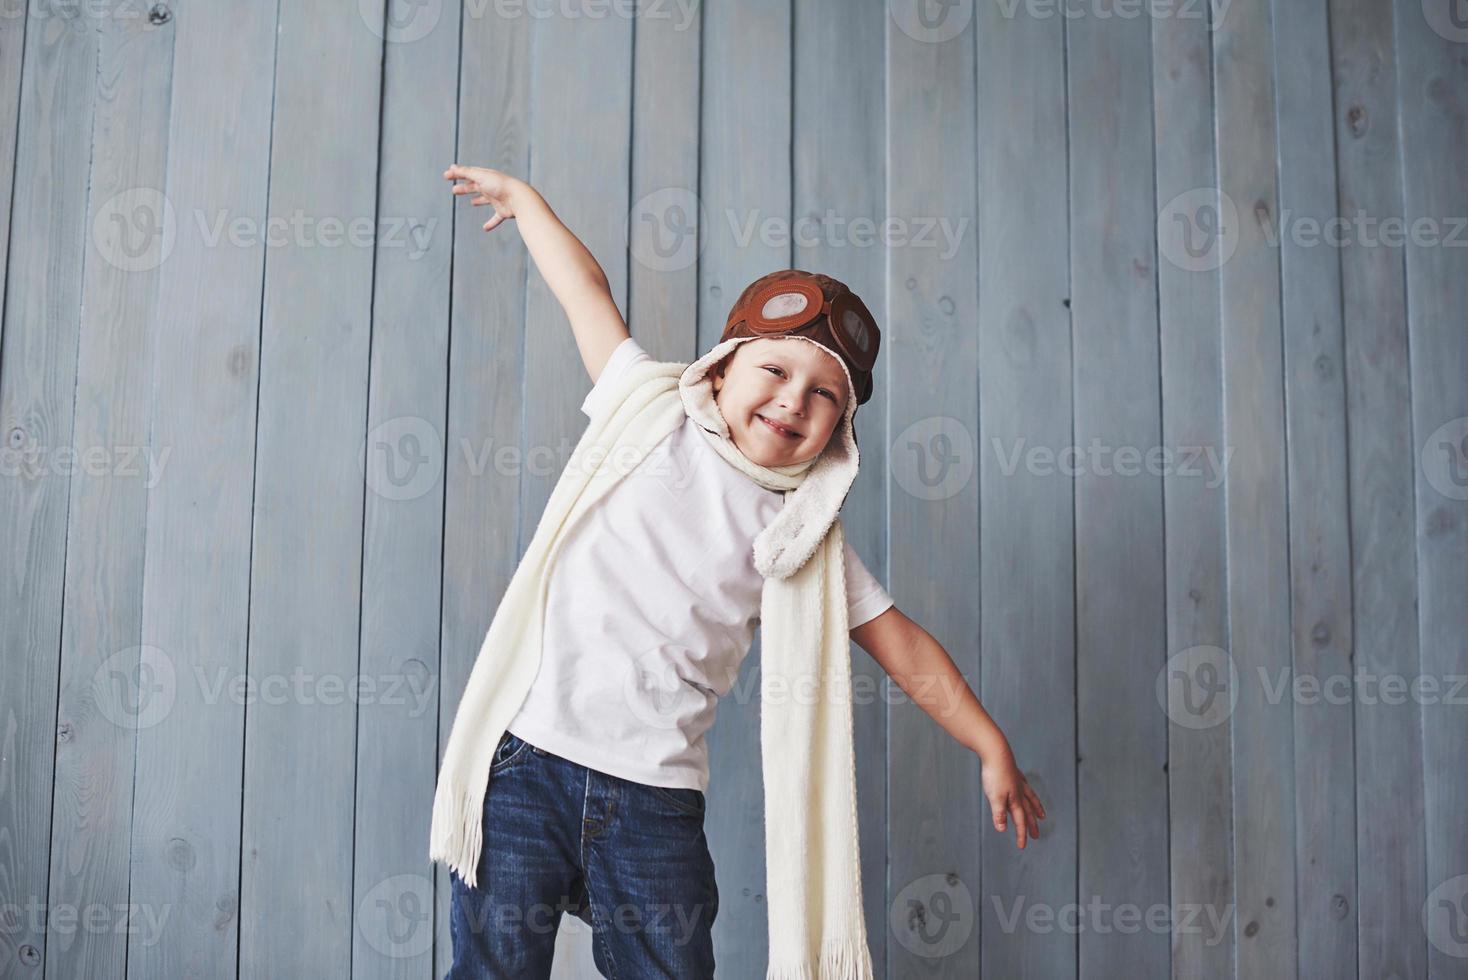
[710,338,850,467]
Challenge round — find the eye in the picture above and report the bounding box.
[765,366,838,403]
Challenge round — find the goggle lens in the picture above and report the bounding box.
[760,291,810,320]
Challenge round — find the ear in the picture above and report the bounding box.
[711,353,734,391]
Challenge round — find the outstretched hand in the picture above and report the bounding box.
[444,164,522,232]
[982,754,1046,849]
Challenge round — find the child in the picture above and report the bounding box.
[432,165,1046,980]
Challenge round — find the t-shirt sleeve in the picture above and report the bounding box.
[581,335,652,420]
[844,537,894,629]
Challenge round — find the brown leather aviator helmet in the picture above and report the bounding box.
[719,269,880,406]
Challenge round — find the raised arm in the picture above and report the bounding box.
[444,164,631,384]
[851,605,1047,848]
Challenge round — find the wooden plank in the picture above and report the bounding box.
[973,1,1076,977]
[237,2,384,976]
[0,3,99,975]
[1212,0,1299,973]
[1392,2,1468,976]
[349,3,460,979]
[1330,1,1428,976]
[628,0,701,361]
[433,0,534,973]
[697,2,792,975]
[123,4,279,979]
[42,6,172,980]
[1271,2,1359,978]
[792,0,889,971]
[1150,3,1234,979]
[1067,5,1169,979]
[0,0,23,361]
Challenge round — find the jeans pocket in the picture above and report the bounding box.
[649,784,706,818]
[490,731,531,775]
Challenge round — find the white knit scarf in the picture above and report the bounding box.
[430,336,874,979]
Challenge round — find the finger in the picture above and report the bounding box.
[1025,801,1041,839]
[992,798,1007,833]
[1010,799,1028,849]
[1024,785,1046,820]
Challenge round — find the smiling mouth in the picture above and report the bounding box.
[757,414,801,439]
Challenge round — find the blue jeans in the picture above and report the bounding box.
[446,730,719,979]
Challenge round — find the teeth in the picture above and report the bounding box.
[761,415,797,438]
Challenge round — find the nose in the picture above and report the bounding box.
[777,384,807,416]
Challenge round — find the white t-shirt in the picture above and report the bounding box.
[506,336,894,791]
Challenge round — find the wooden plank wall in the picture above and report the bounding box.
[0,1,1463,978]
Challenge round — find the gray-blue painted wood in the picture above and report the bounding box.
[1394,2,1468,979]
[352,0,459,977]
[974,1,1075,977]
[237,4,384,978]
[1,1,103,977]
[1272,1,1358,977]
[1152,4,1235,980]
[1213,0,1300,974]
[1069,5,1171,979]
[0,2,1463,978]
[886,2,987,979]
[1332,0,1428,977]
[125,1,277,976]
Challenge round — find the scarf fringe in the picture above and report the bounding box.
[766,936,876,980]
[428,773,485,889]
